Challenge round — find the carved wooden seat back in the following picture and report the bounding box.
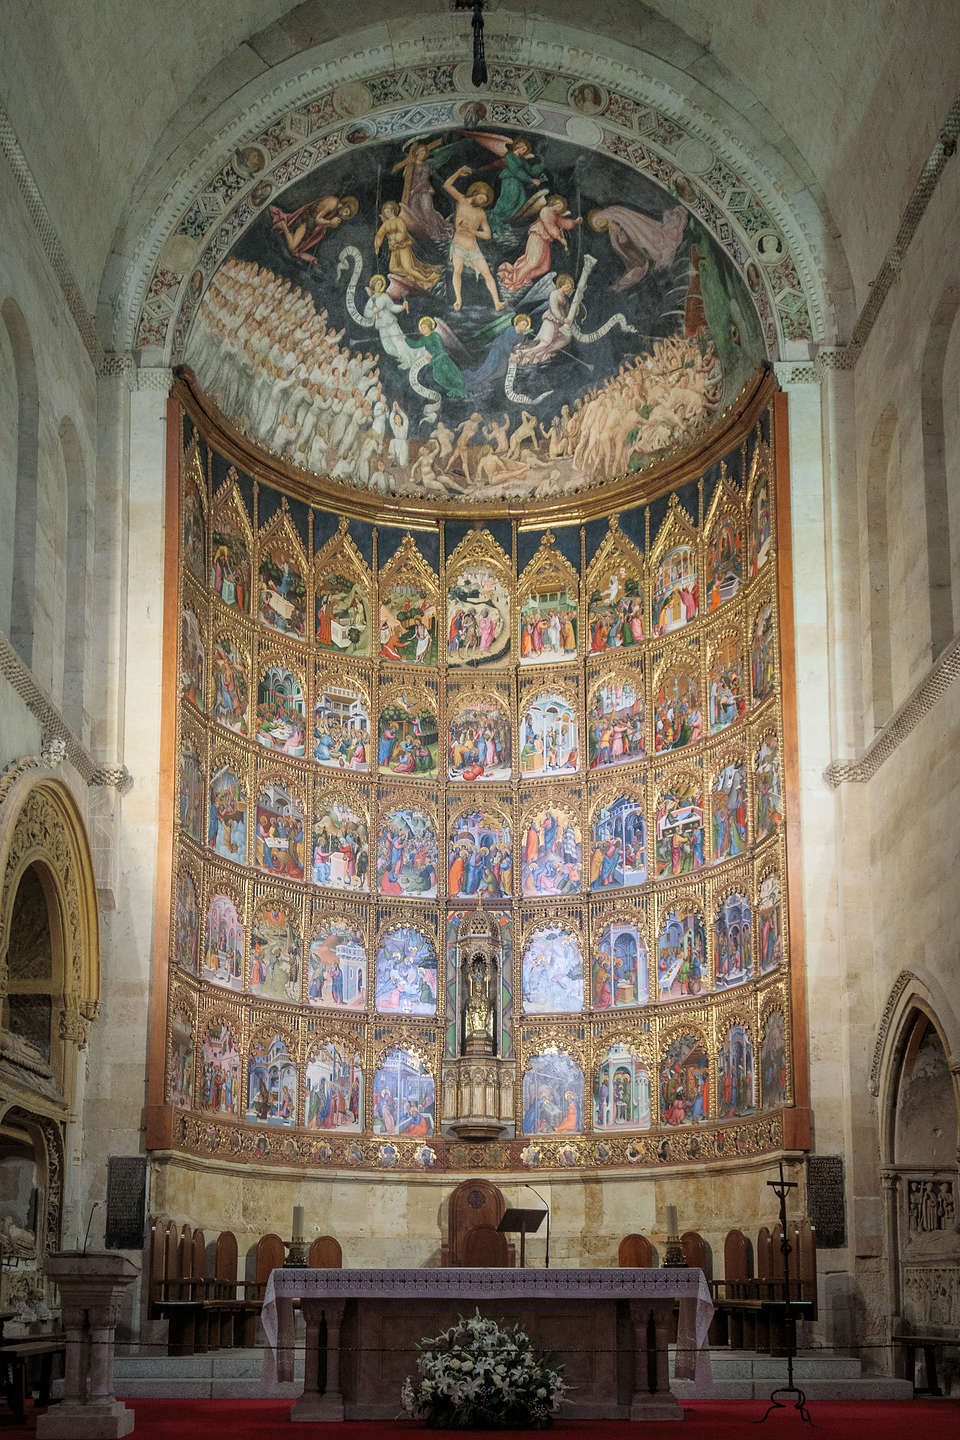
[162,1221,180,1300]
[214,1231,239,1298]
[308,1235,343,1268]
[723,1229,751,1297]
[756,1225,773,1293]
[178,1223,194,1300]
[150,1218,172,1305]
[680,1229,711,1278]
[443,1178,514,1266]
[795,1219,817,1314]
[255,1232,286,1294]
[461,1224,511,1268]
[618,1233,655,1267]
[191,1228,207,1295]
[771,1221,786,1284]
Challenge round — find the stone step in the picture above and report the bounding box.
[671,1349,863,1380]
[113,1346,304,1398]
[672,1376,914,1401]
[667,1346,912,1400]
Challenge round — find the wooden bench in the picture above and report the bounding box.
[712,1220,817,1354]
[893,1332,960,1395]
[148,1219,345,1353]
[0,1335,65,1419]
[150,1219,208,1355]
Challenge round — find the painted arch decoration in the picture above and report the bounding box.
[128,42,824,376]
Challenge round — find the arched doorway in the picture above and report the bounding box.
[876,983,960,1348]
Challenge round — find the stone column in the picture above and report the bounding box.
[291,1298,346,1421]
[627,1299,681,1421]
[36,1251,138,1439]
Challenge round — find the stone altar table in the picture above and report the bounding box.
[262,1267,713,1422]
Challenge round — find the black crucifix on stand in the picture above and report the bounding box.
[756,1160,814,1426]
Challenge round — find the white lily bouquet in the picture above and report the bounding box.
[401,1310,567,1429]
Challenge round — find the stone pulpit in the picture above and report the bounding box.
[36,1251,138,1439]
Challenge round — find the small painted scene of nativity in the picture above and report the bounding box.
[187,128,764,503]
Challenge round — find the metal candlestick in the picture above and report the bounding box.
[284,1236,309,1268]
[662,1233,687,1268]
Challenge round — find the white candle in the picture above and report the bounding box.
[666,1204,678,1237]
[293,1205,305,1240]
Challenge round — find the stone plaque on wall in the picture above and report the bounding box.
[806,1155,845,1248]
[105,1156,147,1250]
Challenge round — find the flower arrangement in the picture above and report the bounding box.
[401,1309,567,1429]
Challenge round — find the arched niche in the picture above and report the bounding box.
[0,769,101,1113]
[0,1104,64,1309]
[873,974,960,1330]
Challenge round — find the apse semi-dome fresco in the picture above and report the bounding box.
[185,127,765,506]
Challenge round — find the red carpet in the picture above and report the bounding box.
[7,1398,960,1437]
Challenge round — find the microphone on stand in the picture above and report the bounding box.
[524,1183,550,1269]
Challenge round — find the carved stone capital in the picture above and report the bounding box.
[89,764,134,793]
[40,733,67,769]
[98,351,137,385]
[59,1008,89,1050]
[773,361,817,387]
[815,344,861,377]
[137,366,175,392]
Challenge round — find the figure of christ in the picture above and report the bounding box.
[374,202,443,290]
[442,168,505,312]
[498,197,580,292]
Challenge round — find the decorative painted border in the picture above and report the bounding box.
[125,49,817,363]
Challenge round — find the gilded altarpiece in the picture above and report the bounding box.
[156,387,801,1173]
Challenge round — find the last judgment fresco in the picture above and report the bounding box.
[165,350,794,1173]
[186,129,763,506]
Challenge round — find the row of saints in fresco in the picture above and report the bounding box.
[185,127,765,504]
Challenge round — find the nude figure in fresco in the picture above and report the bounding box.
[442,168,506,312]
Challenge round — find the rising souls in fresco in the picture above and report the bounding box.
[187,129,764,504]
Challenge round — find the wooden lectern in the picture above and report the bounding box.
[497,1208,546,1268]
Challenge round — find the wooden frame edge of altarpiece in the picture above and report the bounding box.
[773,389,811,1150]
[144,394,185,1150]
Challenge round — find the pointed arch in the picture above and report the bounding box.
[59,417,90,735]
[0,770,101,1109]
[864,404,898,729]
[921,286,960,656]
[871,969,960,1167]
[1,299,39,665]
